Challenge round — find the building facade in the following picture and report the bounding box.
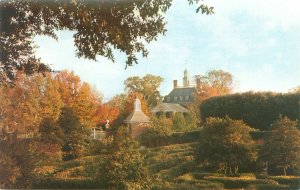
[163,69,197,107]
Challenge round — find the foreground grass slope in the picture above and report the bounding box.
[33,142,300,189]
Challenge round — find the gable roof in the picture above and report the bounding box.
[151,103,189,113]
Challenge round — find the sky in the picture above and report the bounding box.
[34,0,300,100]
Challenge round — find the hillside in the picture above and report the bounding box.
[33,141,299,189]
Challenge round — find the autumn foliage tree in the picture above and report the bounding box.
[262,117,300,176]
[195,70,233,101]
[55,70,101,129]
[0,71,102,187]
[97,103,120,126]
[0,0,213,85]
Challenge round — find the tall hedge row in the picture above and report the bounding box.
[200,92,300,131]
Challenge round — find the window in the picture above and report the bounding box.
[167,96,170,101]
[180,96,183,101]
[174,96,177,101]
[185,95,189,100]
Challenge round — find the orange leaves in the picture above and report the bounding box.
[97,104,120,125]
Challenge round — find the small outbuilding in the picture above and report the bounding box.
[124,97,151,138]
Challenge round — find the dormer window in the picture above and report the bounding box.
[167,96,170,101]
[174,96,177,101]
[185,95,189,100]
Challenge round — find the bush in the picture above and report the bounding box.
[32,177,100,189]
[140,130,201,147]
[204,176,278,189]
[247,183,290,190]
[268,176,300,188]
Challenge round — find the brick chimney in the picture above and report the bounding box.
[173,80,178,88]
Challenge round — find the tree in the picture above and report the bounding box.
[39,74,63,121]
[55,70,101,129]
[196,117,257,174]
[263,117,300,176]
[289,85,300,93]
[0,0,213,85]
[172,112,186,132]
[97,103,120,126]
[195,70,233,101]
[59,107,90,160]
[0,73,43,138]
[38,118,64,162]
[96,126,152,189]
[124,74,163,108]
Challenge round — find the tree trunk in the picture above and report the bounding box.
[283,167,287,176]
[224,163,228,174]
[234,165,239,174]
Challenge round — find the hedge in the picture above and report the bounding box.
[204,176,279,189]
[268,176,300,188]
[200,92,300,131]
[32,177,100,189]
[140,130,201,147]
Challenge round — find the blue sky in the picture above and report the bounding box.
[35,0,300,99]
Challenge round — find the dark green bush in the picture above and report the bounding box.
[204,176,278,189]
[268,176,300,188]
[140,130,201,147]
[247,183,290,190]
[32,177,100,189]
[200,92,300,131]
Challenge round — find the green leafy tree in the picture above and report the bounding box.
[38,118,64,162]
[172,112,186,132]
[263,116,300,176]
[196,117,257,174]
[139,114,173,147]
[59,107,90,161]
[97,126,152,189]
[124,74,163,108]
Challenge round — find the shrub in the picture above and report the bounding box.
[268,176,300,188]
[32,177,100,189]
[204,176,278,189]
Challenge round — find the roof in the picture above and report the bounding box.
[124,98,151,124]
[124,110,151,124]
[151,103,189,113]
[163,87,197,105]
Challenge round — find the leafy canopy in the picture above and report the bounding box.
[196,116,257,174]
[0,0,213,85]
[124,74,163,108]
[263,116,300,176]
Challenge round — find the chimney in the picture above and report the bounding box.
[173,80,178,88]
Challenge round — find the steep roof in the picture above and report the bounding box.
[124,110,151,124]
[163,87,197,105]
[151,103,189,113]
[124,98,151,124]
